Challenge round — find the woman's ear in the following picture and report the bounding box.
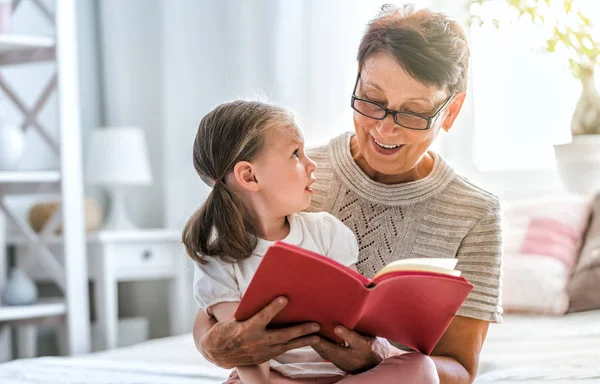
[441,92,466,132]
[233,161,259,192]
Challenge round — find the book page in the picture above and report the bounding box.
[372,258,460,280]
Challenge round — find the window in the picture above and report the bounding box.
[469,1,600,172]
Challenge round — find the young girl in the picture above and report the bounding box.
[182,100,360,384]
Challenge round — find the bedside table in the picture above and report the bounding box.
[12,228,188,353]
[88,229,187,350]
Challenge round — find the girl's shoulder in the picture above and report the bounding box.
[291,212,358,265]
[294,211,341,226]
[292,211,352,239]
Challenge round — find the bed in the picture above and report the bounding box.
[1,310,599,383]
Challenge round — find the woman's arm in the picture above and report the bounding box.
[431,199,499,383]
[210,302,269,384]
[193,296,321,369]
[430,316,489,384]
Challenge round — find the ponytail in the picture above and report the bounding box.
[183,99,296,263]
[182,181,258,264]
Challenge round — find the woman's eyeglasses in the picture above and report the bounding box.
[350,74,455,131]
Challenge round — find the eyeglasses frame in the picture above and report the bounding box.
[350,73,456,131]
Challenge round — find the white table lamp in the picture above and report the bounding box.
[85,127,153,230]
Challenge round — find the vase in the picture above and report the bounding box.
[554,135,600,194]
[571,65,600,136]
[1,267,38,306]
[0,124,25,171]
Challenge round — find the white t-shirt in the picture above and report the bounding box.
[193,211,359,378]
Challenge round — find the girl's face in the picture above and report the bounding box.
[252,126,317,218]
[352,52,462,183]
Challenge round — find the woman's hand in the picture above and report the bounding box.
[311,326,397,374]
[194,297,321,369]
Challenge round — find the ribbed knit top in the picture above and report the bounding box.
[307,132,503,322]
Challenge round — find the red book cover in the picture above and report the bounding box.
[234,241,473,355]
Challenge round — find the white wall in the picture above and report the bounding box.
[78,0,104,197]
[97,0,165,229]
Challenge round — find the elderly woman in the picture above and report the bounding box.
[193,5,502,384]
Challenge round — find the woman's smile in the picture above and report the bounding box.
[369,134,405,155]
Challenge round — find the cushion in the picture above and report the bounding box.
[501,194,593,314]
[568,193,600,313]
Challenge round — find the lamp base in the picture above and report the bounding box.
[103,187,137,231]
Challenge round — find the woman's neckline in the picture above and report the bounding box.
[328,132,455,206]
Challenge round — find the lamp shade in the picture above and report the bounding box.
[85,127,153,186]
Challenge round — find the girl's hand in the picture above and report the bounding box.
[195,297,321,369]
[311,326,398,374]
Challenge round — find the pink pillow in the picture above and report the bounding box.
[501,194,593,314]
[568,194,600,313]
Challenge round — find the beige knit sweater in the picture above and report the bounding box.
[307,133,503,323]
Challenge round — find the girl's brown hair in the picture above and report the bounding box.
[182,100,295,264]
[358,4,470,94]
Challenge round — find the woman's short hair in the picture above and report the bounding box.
[358,4,470,94]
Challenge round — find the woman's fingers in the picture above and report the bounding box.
[311,337,345,364]
[265,322,321,345]
[246,296,321,345]
[246,296,288,329]
[274,334,321,355]
[334,326,365,347]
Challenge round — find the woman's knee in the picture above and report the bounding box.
[339,352,439,384]
[384,353,439,383]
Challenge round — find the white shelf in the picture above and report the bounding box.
[0,171,60,184]
[0,34,55,66]
[0,298,66,323]
[7,228,181,246]
[0,34,55,51]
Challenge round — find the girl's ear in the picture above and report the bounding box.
[233,161,259,192]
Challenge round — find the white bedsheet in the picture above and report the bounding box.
[476,310,600,383]
[0,334,231,384]
[1,310,599,383]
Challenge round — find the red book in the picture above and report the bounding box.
[234,241,473,355]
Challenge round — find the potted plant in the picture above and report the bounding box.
[469,0,600,193]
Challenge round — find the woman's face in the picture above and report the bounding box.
[352,52,463,182]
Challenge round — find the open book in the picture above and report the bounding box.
[234,241,473,355]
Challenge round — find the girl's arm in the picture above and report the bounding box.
[211,302,270,384]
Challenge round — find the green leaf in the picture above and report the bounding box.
[507,0,521,9]
[525,8,535,22]
[564,0,573,14]
[536,14,545,24]
[577,11,591,27]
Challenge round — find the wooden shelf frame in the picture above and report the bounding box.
[0,0,90,362]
